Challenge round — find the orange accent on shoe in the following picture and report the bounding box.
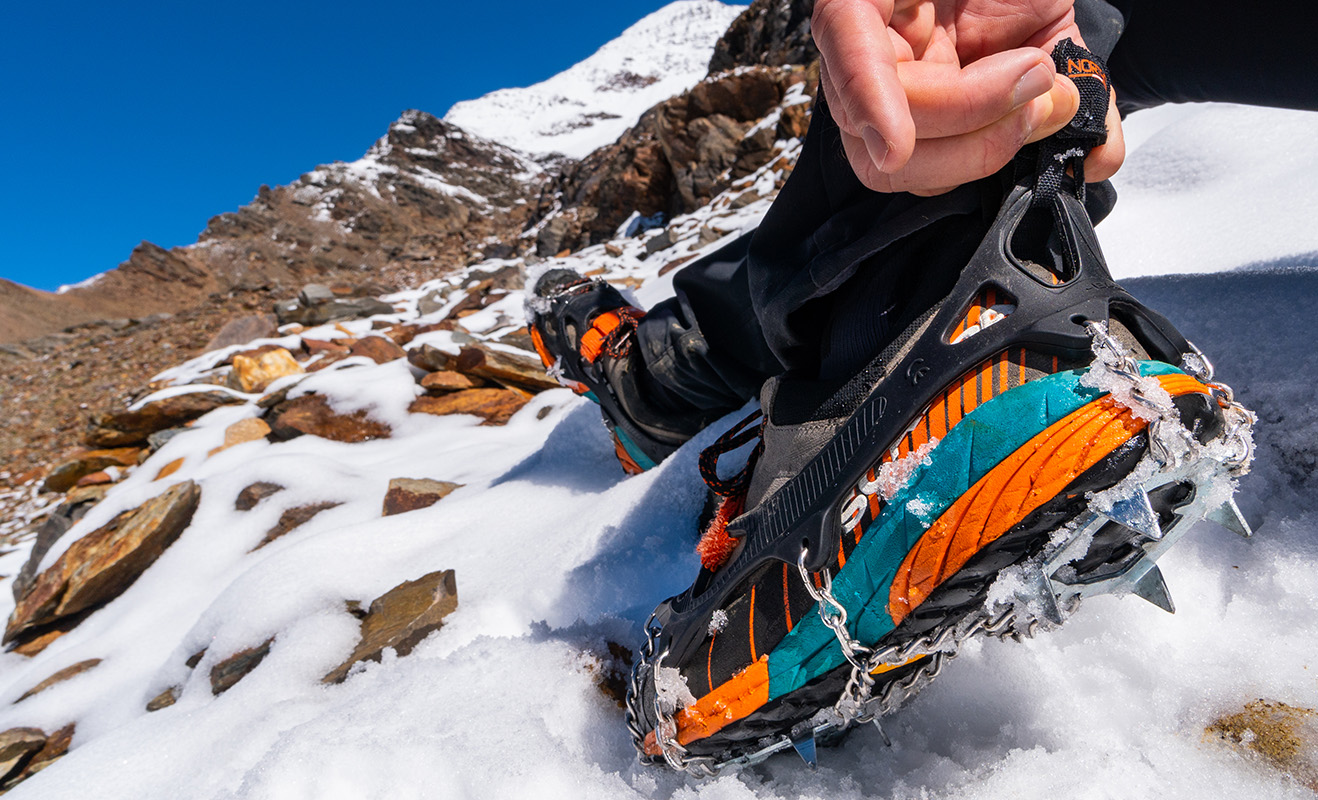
[529,325,555,369]
[887,374,1210,624]
[748,585,758,661]
[613,434,647,476]
[662,656,772,750]
[782,563,794,632]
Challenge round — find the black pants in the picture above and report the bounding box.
[638,0,1318,422]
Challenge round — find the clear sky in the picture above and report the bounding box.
[0,0,687,292]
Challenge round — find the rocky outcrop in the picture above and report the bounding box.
[323,570,458,684]
[6,481,201,646]
[708,0,818,73]
[85,391,245,448]
[264,395,392,443]
[532,65,812,253]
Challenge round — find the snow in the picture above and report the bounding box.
[444,1,747,159]
[55,272,107,294]
[3,52,1318,800]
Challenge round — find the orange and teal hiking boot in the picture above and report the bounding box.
[527,268,716,474]
[624,41,1256,777]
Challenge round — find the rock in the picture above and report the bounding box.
[382,478,464,516]
[0,728,46,784]
[407,343,452,372]
[419,370,482,393]
[604,243,624,257]
[729,188,761,209]
[203,313,279,352]
[659,254,699,277]
[86,391,244,448]
[416,288,447,316]
[8,723,74,786]
[147,427,188,452]
[210,638,275,695]
[299,284,335,305]
[216,417,272,452]
[644,228,675,255]
[322,570,457,684]
[15,658,101,703]
[74,469,117,488]
[12,492,114,605]
[275,294,395,326]
[230,347,304,393]
[707,0,818,73]
[697,225,726,246]
[265,394,391,443]
[42,447,142,493]
[409,389,529,425]
[6,481,202,644]
[452,343,557,392]
[154,458,185,480]
[252,502,341,550]
[1208,699,1318,790]
[347,336,406,364]
[11,626,75,658]
[146,687,180,712]
[63,484,110,507]
[235,481,284,511]
[302,338,350,356]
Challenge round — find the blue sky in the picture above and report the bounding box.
[0,0,688,291]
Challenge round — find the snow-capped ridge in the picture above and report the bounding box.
[444,0,747,159]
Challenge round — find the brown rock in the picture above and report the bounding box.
[154,457,185,480]
[382,478,463,516]
[322,570,457,684]
[265,394,391,443]
[419,370,481,393]
[10,723,74,785]
[10,626,72,657]
[210,638,275,695]
[74,469,116,488]
[406,343,451,372]
[6,480,202,643]
[409,389,529,425]
[235,481,284,511]
[230,347,304,393]
[0,728,46,784]
[146,686,180,712]
[42,447,142,493]
[209,417,272,456]
[452,343,556,392]
[1208,699,1318,790]
[64,484,110,507]
[348,335,406,364]
[15,658,102,703]
[302,338,350,356]
[203,313,279,352]
[252,502,341,550]
[306,351,351,373]
[86,391,243,448]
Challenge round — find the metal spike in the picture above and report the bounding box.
[790,732,818,770]
[1206,497,1252,538]
[871,718,893,747]
[1099,490,1163,540]
[1131,565,1175,613]
[1019,566,1066,625]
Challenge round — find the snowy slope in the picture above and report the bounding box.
[2,101,1318,800]
[443,0,746,159]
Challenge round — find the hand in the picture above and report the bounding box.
[812,0,1125,195]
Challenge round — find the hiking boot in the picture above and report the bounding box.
[527,268,719,474]
[623,178,1257,775]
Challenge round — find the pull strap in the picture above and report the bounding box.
[1030,38,1112,208]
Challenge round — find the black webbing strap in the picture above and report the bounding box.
[1030,38,1112,208]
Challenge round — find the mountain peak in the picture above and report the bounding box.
[443,0,747,159]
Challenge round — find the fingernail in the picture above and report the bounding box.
[861,127,890,171]
[1013,63,1055,108]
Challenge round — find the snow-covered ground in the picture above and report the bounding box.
[4,62,1318,800]
[443,0,746,159]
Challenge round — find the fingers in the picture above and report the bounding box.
[814,0,916,172]
[1083,88,1126,182]
[841,75,1080,193]
[899,48,1059,138]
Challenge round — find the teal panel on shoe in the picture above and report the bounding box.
[764,361,1183,699]
[614,428,657,471]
